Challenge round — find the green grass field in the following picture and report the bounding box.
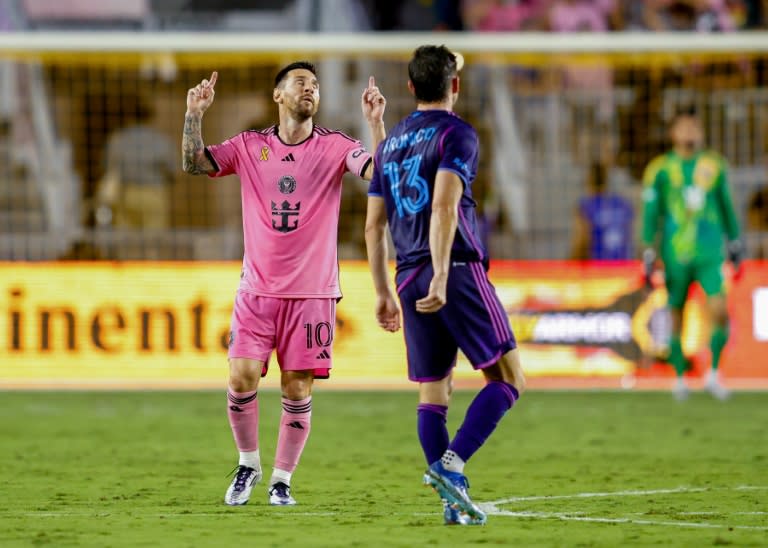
[1,390,766,547]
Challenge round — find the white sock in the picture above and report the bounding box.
[706,369,719,382]
[441,450,465,473]
[270,468,292,486]
[239,450,260,470]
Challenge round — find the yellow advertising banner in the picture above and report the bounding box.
[0,262,410,389]
[1,261,766,389]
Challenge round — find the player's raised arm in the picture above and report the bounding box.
[182,71,218,175]
[361,76,386,180]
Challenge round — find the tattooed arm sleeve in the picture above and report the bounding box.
[182,111,215,175]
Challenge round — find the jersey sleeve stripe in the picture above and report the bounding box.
[438,126,455,157]
[314,125,359,143]
[204,147,220,173]
[437,167,469,187]
[642,155,666,186]
[359,157,372,178]
[246,125,276,135]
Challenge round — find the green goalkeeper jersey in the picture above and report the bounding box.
[641,150,740,265]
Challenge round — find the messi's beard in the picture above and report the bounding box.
[292,99,318,121]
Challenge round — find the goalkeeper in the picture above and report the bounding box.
[641,107,743,401]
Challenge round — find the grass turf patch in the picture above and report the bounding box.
[0,390,766,546]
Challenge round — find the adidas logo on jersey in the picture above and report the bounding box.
[316,349,330,360]
[281,153,295,162]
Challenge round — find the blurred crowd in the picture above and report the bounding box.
[0,1,766,33]
[370,0,768,32]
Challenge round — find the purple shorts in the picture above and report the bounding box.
[396,261,517,382]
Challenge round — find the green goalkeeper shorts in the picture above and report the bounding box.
[664,260,724,310]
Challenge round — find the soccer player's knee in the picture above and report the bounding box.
[482,365,505,383]
[281,373,313,400]
[487,351,526,392]
[229,359,261,391]
[419,379,451,406]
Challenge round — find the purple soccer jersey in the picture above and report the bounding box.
[369,110,486,271]
[369,110,516,381]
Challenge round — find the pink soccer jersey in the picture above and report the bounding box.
[206,125,372,298]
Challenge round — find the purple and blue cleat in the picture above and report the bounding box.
[424,460,487,525]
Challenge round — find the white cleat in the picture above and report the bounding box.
[224,465,262,506]
[443,500,484,525]
[268,481,297,505]
[704,372,731,401]
[673,378,690,401]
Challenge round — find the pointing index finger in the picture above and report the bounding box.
[368,75,375,89]
[208,71,218,88]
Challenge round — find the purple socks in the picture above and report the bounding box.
[417,403,449,464]
[448,381,518,462]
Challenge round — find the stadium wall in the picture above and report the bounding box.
[0,260,765,390]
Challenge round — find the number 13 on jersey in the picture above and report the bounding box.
[383,154,430,217]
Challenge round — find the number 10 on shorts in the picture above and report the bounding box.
[304,322,333,349]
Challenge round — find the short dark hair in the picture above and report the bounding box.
[274,61,317,88]
[671,104,698,123]
[408,45,459,103]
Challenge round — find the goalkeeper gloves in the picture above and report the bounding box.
[642,248,656,289]
[727,240,744,279]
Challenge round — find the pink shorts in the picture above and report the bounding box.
[227,291,335,379]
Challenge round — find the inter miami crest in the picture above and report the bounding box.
[272,200,301,233]
[278,175,297,194]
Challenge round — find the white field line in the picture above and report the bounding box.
[11,485,768,527]
[487,510,768,531]
[675,511,768,516]
[13,509,768,531]
[481,484,768,531]
[485,485,768,506]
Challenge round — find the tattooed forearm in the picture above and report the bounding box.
[182,111,214,174]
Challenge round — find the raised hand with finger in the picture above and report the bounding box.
[182,71,218,175]
[187,71,218,115]
[361,76,386,125]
